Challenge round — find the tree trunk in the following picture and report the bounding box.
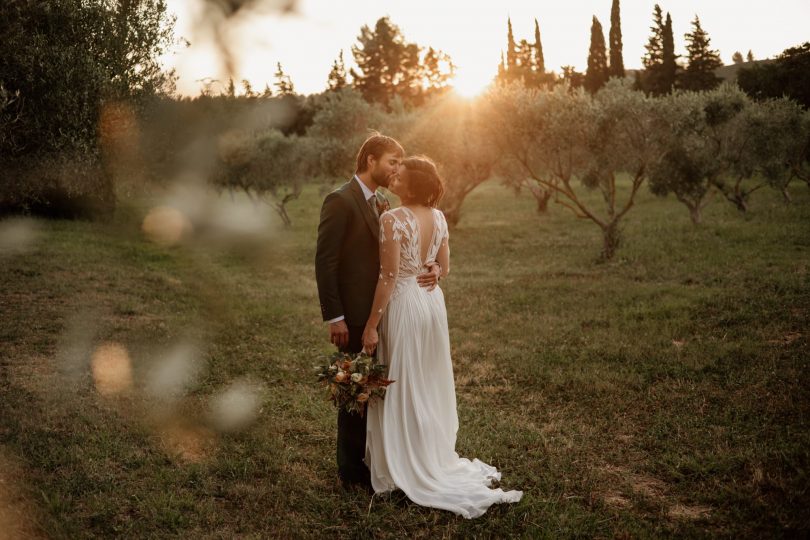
[781,187,792,204]
[529,184,552,214]
[274,202,292,227]
[600,222,620,261]
[689,204,702,225]
[735,195,749,213]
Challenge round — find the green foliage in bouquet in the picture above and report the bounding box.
[315,352,394,417]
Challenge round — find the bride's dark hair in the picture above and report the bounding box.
[402,156,445,208]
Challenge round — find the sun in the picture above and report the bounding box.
[449,67,492,98]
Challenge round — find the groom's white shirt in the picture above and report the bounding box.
[325,175,376,325]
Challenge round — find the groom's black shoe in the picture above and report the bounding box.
[340,476,373,495]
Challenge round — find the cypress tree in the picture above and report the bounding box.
[534,19,545,75]
[506,18,517,74]
[608,0,624,78]
[496,51,506,86]
[661,12,677,92]
[747,50,754,62]
[585,16,609,93]
[681,15,723,91]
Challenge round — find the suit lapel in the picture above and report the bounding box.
[349,178,380,241]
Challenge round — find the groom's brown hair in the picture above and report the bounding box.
[355,132,404,174]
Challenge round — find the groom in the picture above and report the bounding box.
[315,133,441,490]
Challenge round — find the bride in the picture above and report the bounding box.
[361,156,522,518]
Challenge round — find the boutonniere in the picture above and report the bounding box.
[375,192,390,215]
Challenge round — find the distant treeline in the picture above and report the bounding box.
[1,0,809,262]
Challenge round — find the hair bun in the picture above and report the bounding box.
[402,156,445,207]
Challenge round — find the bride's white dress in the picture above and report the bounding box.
[365,206,522,519]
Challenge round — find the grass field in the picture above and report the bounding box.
[1,179,809,538]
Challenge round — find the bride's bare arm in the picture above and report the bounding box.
[362,213,400,353]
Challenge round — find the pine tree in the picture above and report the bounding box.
[261,83,272,98]
[327,50,348,91]
[561,65,584,89]
[680,15,723,91]
[642,5,665,71]
[226,78,236,97]
[241,79,255,97]
[350,17,419,105]
[747,50,755,62]
[608,0,625,78]
[422,47,454,97]
[516,38,534,85]
[640,5,677,95]
[274,62,295,95]
[732,51,744,64]
[350,16,449,107]
[585,16,609,93]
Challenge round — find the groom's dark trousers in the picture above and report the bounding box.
[337,325,372,488]
[315,178,384,489]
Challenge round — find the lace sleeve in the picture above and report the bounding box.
[366,212,402,328]
[436,210,450,278]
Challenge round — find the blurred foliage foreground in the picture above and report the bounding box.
[0,180,809,537]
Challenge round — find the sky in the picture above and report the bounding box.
[162,0,810,97]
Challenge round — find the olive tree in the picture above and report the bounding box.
[786,110,810,192]
[483,81,663,260]
[212,129,305,227]
[0,0,176,218]
[305,88,384,181]
[651,85,801,219]
[649,85,750,222]
[738,98,808,204]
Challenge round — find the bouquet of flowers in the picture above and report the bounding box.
[315,351,394,417]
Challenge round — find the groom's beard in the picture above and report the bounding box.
[372,169,394,189]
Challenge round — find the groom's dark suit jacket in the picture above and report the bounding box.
[315,178,383,327]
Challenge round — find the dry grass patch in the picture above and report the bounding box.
[597,465,715,522]
[0,449,43,539]
[668,504,712,521]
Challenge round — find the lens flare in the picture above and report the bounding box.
[142,206,193,247]
[91,342,133,396]
[158,422,215,463]
[146,343,204,400]
[209,379,264,432]
[0,218,40,256]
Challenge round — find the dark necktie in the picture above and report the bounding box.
[368,195,379,220]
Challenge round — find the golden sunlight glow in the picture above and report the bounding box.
[163,0,810,97]
[451,68,491,98]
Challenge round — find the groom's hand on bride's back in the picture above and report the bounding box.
[416,262,442,292]
[329,320,349,349]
